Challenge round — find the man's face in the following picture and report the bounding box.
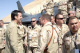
[16,13,23,23]
[31,18,37,26]
[0,22,3,27]
[56,15,64,24]
[68,18,79,33]
[40,17,44,25]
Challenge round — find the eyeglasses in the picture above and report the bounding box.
[57,18,64,20]
[31,20,36,22]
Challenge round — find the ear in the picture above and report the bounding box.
[15,16,17,20]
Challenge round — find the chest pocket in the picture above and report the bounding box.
[18,28,24,35]
[17,26,25,38]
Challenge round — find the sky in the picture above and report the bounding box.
[0,0,34,20]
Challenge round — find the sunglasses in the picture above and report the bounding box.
[57,18,64,20]
[31,20,36,22]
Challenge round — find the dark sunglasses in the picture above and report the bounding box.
[57,18,64,20]
[31,20,36,22]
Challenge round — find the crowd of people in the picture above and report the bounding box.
[0,10,80,53]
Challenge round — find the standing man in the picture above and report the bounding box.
[63,16,80,53]
[27,18,41,53]
[39,14,53,53]
[5,10,24,53]
[53,13,69,53]
[0,20,6,53]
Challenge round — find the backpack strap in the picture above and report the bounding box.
[47,27,55,46]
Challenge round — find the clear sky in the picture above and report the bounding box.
[0,0,34,20]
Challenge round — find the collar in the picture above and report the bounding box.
[44,22,52,26]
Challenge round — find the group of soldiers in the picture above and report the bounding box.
[0,9,80,53]
[0,0,80,53]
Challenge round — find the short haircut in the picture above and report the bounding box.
[66,16,79,25]
[55,13,63,22]
[11,10,22,20]
[55,13,63,19]
[0,20,4,23]
[41,14,51,21]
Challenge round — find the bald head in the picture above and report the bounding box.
[68,10,76,17]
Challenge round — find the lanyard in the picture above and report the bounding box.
[74,34,78,49]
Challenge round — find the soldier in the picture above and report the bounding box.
[5,10,24,53]
[63,16,80,53]
[27,18,41,53]
[53,14,69,53]
[0,20,6,53]
[39,14,53,53]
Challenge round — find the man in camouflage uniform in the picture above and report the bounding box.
[63,16,80,53]
[5,10,24,53]
[27,18,41,53]
[39,14,53,53]
[53,14,69,53]
[0,20,6,53]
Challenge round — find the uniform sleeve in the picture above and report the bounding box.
[40,29,48,52]
[24,26,28,36]
[40,27,52,52]
[9,26,19,53]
